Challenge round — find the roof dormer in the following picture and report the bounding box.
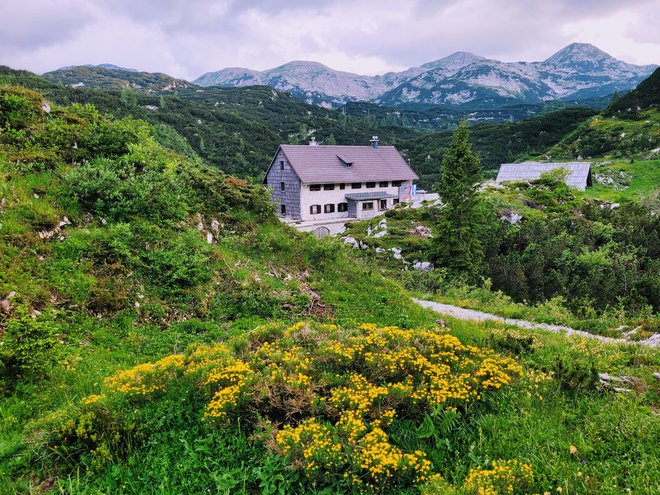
[337,154,353,167]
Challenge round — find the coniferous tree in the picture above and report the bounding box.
[431,121,484,281]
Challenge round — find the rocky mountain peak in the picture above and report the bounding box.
[421,51,485,71]
[543,43,616,67]
[269,60,332,72]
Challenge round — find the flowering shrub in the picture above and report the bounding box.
[80,322,524,492]
[421,459,535,495]
[101,353,185,397]
[462,459,534,495]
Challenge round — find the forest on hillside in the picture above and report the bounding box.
[6,65,656,189]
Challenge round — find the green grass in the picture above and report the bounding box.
[585,159,660,203]
[1,83,658,495]
[3,312,657,494]
[546,108,660,161]
[422,284,659,338]
[441,318,660,494]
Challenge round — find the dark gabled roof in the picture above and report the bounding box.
[344,192,399,201]
[276,144,419,184]
[496,162,592,190]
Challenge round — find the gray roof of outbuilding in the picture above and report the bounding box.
[276,144,419,184]
[496,162,592,190]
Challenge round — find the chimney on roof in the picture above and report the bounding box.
[309,136,318,146]
[370,136,379,149]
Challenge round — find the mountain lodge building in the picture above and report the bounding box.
[263,137,419,221]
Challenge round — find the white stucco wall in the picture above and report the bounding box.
[298,180,413,221]
[299,184,352,222]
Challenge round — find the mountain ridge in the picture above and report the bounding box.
[56,63,138,72]
[42,65,194,92]
[39,44,657,111]
[195,43,657,108]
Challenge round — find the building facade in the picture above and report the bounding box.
[264,138,418,221]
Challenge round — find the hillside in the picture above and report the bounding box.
[344,172,659,337]
[545,108,659,160]
[344,97,611,130]
[1,85,659,494]
[545,70,659,161]
[1,67,421,179]
[42,65,194,92]
[606,67,660,116]
[0,84,442,491]
[399,108,598,187]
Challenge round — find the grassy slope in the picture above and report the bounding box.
[7,317,657,495]
[0,86,658,494]
[546,109,659,161]
[586,159,660,203]
[0,85,431,492]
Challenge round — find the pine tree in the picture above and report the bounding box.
[431,121,484,281]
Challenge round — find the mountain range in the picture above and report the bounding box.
[194,43,656,109]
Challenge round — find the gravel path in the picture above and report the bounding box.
[412,298,659,349]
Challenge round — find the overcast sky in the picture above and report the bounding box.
[1,0,658,80]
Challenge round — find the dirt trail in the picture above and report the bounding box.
[412,298,659,349]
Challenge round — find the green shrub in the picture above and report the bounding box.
[13,198,61,231]
[553,357,599,391]
[1,305,60,377]
[141,229,212,295]
[56,224,137,265]
[302,234,340,267]
[0,86,43,130]
[65,154,189,223]
[488,328,536,355]
[76,116,151,160]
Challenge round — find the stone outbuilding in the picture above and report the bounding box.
[496,161,592,190]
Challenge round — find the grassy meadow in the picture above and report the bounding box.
[0,84,658,494]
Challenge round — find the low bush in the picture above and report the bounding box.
[43,322,524,494]
[0,304,60,379]
[0,86,43,131]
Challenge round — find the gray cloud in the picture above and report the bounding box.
[1,0,658,80]
[0,0,94,50]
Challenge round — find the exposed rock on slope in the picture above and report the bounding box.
[196,43,657,108]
